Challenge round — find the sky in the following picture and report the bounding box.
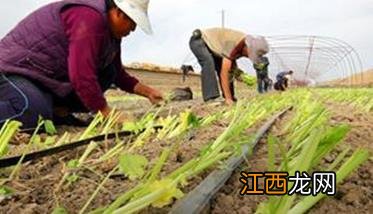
[1,0,372,76]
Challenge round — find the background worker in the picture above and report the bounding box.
[0,0,163,129]
[253,56,271,93]
[274,70,294,91]
[189,27,269,105]
[265,77,273,91]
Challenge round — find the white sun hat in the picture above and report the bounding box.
[114,0,153,35]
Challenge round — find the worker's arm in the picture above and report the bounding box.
[114,54,139,93]
[219,39,247,105]
[100,82,163,122]
[63,6,108,113]
[220,57,234,105]
[114,39,163,105]
[228,39,246,59]
[115,67,163,105]
[133,82,163,104]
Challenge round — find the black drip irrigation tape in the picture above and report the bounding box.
[0,126,163,168]
[169,107,293,214]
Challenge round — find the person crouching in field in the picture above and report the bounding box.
[189,27,269,105]
[274,70,294,91]
[0,0,163,129]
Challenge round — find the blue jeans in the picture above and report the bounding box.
[256,71,270,94]
[0,64,117,128]
[0,74,53,129]
[189,30,235,101]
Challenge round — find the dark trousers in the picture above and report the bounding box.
[189,30,235,101]
[0,74,53,129]
[0,65,117,129]
[274,78,288,91]
[256,71,270,94]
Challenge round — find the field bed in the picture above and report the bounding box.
[0,70,371,214]
[209,100,373,214]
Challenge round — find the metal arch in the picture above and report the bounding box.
[268,37,351,74]
[180,35,363,86]
[264,35,363,86]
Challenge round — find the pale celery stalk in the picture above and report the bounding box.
[276,137,290,172]
[147,147,172,182]
[288,149,369,214]
[0,120,22,157]
[287,109,327,146]
[209,104,241,151]
[128,122,155,151]
[98,141,125,162]
[101,113,121,135]
[62,141,99,186]
[275,130,323,213]
[155,115,178,140]
[327,146,350,171]
[111,146,232,213]
[167,159,199,180]
[79,112,104,140]
[102,184,145,214]
[286,110,327,157]
[200,111,221,127]
[55,132,70,146]
[9,120,44,180]
[267,135,277,171]
[78,141,98,166]
[0,120,9,139]
[79,165,119,214]
[59,140,101,188]
[191,152,232,176]
[310,125,350,168]
[112,178,181,214]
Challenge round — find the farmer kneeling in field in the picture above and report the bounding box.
[274,70,294,91]
[0,0,163,129]
[189,28,269,105]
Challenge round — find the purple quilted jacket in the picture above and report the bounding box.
[0,0,118,97]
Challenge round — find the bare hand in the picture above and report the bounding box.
[133,83,164,105]
[225,99,235,106]
[147,89,164,105]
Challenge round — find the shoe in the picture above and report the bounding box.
[204,97,225,105]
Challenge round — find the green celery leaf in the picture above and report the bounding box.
[67,159,79,169]
[44,120,57,135]
[51,206,68,214]
[119,154,148,181]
